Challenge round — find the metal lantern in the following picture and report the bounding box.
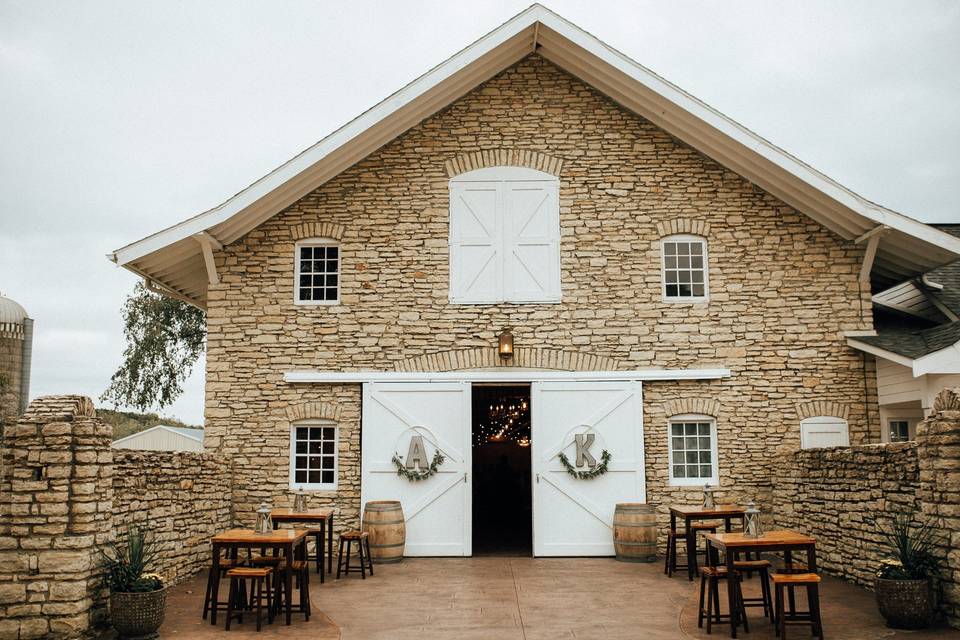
[743,500,762,538]
[702,483,716,510]
[293,489,307,512]
[498,328,514,360]
[254,502,273,534]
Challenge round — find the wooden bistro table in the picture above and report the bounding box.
[210,528,308,626]
[271,508,335,580]
[669,504,746,581]
[704,530,817,638]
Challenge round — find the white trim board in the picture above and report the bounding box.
[283,368,731,384]
[847,338,960,376]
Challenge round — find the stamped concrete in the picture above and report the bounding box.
[157,558,960,639]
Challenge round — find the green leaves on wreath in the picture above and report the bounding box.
[558,449,611,479]
[392,450,445,481]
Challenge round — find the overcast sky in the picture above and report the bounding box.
[1,0,958,425]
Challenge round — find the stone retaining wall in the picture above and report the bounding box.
[773,387,960,628]
[113,449,232,585]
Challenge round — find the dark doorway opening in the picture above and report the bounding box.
[471,384,532,556]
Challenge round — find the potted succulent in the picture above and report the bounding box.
[101,526,166,640]
[874,514,938,630]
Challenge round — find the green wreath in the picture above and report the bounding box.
[558,449,611,479]
[392,450,445,481]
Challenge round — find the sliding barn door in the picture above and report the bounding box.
[531,381,645,556]
[361,382,472,556]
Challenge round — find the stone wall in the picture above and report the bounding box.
[773,387,960,628]
[204,54,876,526]
[0,396,234,639]
[113,449,232,585]
[0,396,112,640]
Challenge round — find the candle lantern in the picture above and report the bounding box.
[293,489,307,512]
[254,502,273,534]
[498,328,514,360]
[743,500,762,538]
[702,483,716,510]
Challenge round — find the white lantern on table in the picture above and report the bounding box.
[254,503,273,534]
[743,500,762,538]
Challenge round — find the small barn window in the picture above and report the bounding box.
[668,415,719,486]
[661,235,708,302]
[889,420,910,443]
[295,239,339,305]
[799,416,849,449]
[290,420,338,490]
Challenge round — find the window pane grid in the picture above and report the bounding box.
[889,420,910,443]
[663,240,706,299]
[292,424,336,486]
[297,244,339,303]
[670,421,714,480]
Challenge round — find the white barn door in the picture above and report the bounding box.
[361,382,472,556]
[531,381,645,556]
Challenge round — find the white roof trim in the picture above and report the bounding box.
[111,4,960,305]
[847,337,960,376]
[111,424,204,446]
[283,368,731,384]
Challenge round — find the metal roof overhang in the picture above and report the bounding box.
[109,4,960,308]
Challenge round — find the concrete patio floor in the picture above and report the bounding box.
[158,557,960,639]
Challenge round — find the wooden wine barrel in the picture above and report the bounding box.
[362,500,406,564]
[613,502,657,563]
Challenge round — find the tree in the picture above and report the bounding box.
[101,282,206,411]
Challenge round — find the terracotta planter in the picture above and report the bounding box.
[875,577,934,630]
[110,587,166,640]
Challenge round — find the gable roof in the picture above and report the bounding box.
[111,424,204,446]
[109,4,960,307]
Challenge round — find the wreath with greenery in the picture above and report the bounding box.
[558,449,611,480]
[391,451,445,481]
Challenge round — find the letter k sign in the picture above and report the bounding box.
[574,433,597,468]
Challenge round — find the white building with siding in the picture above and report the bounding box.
[111,425,204,452]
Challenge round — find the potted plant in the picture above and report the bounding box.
[874,513,938,629]
[101,526,166,640]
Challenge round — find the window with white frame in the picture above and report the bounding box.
[295,239,339,304]
[661,235,708,301]
[289,420,338,489]
[668,415,719,486]
[889,420,910,443]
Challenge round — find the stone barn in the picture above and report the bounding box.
[108,5,960,556]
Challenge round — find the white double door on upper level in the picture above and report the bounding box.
[360,380,646,557]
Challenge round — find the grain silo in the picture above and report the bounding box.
[0,294,33,434]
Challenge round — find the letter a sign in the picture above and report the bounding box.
[405,435,429,471]
[575,433,597,468]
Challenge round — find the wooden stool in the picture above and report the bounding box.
[776,562,810,613]
[337,531,373,579]
[772,573,823,639]
[225,567,273,632]
[734,559,773,620]
[664,524,718,577]
[273,560,311,621]
[203,557,241,620]
[306,528,325,582]
[697,566,748,635]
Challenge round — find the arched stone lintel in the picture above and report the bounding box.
[286,401,341,423]
[663,398,721,419]
[444,150,564,178]
[656,219,712,239]
[394,347,625,373]
[290,222,346,242]
[795,401,849,421]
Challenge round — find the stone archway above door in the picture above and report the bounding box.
[393,347,627,373]
[444,150,564,179]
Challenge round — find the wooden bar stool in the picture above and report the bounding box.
[203,556,242,620]
[225,566,273,632]
[337,531,374,579]
[664,524,717,577]
[776,561,810,615]
[697,566,748,635]
[273,560,312,621]
[306,528,325,582]
[734,558,773,620]
[772,573,823,639]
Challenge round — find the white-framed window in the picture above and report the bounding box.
[668,414,719,486]
[449,166,561,304]
[295,239,340,305]
[289,420,338,490]
[799,416,850,449]
[889,420,910,443]
[661,234,709,302]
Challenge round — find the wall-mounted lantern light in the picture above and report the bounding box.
[498,328,514,360]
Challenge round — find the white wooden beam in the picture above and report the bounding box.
[854,224,890,244]
[859,233,882,284]
[144,279,204,309]
[284,368,732,384]
[192,233,220,285]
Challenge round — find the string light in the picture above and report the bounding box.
[473,392,531,447]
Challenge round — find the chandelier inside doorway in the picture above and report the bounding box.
[473,389,531,447]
